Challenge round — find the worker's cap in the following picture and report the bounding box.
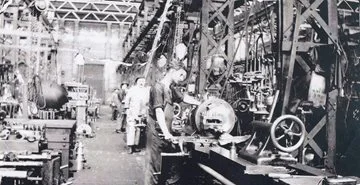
[135,76,145,83]
[121,81,129,86]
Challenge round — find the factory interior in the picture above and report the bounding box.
[0,0,360,185]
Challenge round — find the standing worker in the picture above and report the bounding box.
[144,65,200,185]
[115,82,129,133]
[110,88,121,121]
[123,77,150,154]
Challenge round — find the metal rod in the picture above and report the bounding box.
[267,90,279,122]
[197,163,235,185]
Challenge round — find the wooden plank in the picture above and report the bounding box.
[293,116,326,158]
[304,116,326,145]
[282,41,327,52]
[0,161,43,167]
[307,139,324,158]
[295,55,311,73]
[17,154,52,160]
[0,170,27,178]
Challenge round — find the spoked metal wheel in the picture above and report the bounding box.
[270,115,305,152]
[173,103,181,118]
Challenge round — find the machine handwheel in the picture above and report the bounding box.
[173,103,181,117]
[270,115,305,153]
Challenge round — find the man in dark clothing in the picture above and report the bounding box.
[145,66,200,185]
[115,82,129,133]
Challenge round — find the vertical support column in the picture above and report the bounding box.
[325,0,338,174]
[282,1,301,114]
[106,22,112,59]
[35,36,41,75]
[119,24,124,57]
[43,40,49,80]
[136,18,141,37]
[58,19,65,84]
[126,26,131,53]
[0,13,4,64]
[227,0,235,74]
[11,5,19,67]
[327,0,338,45]
[144,5,149,23]
[23,15,32,119]
[130,26,135,50]
[278,0,294,113]
[197,0,209,94]
[106,22,112,93]
[244,2,250,72]
[73,21,80,81]
[52,47,58,83]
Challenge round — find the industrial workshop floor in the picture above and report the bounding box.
[72,106,145,185]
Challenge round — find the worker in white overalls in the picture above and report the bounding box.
[123,77,150,154]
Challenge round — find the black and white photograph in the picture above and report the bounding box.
[0,0,360,184]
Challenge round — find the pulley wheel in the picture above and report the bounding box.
[173,103,181,118]
[236,100,249,113]
[195,98,235,133]
[270,115,305,152]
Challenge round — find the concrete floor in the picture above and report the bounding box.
[72,106,145,185]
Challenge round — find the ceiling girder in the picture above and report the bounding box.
[48,0,141,25]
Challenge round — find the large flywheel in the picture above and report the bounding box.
[270,115,306,152]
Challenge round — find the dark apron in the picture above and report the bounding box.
[144,103,181,185]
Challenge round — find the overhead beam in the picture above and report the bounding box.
[48,0,141,24]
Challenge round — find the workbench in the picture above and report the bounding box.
[44,120,76,180]
[3,119,77,181]
[0,151,61,185]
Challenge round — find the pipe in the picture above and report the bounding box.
[197,163,235,185]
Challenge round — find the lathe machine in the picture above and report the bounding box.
[162,97,357,185]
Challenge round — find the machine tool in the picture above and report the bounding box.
[160,97,251,184]
[0,151,62,185]
[1,119,81,182]
[162,93,307,184]
[0,119,81,185]
[238,114,306,165]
